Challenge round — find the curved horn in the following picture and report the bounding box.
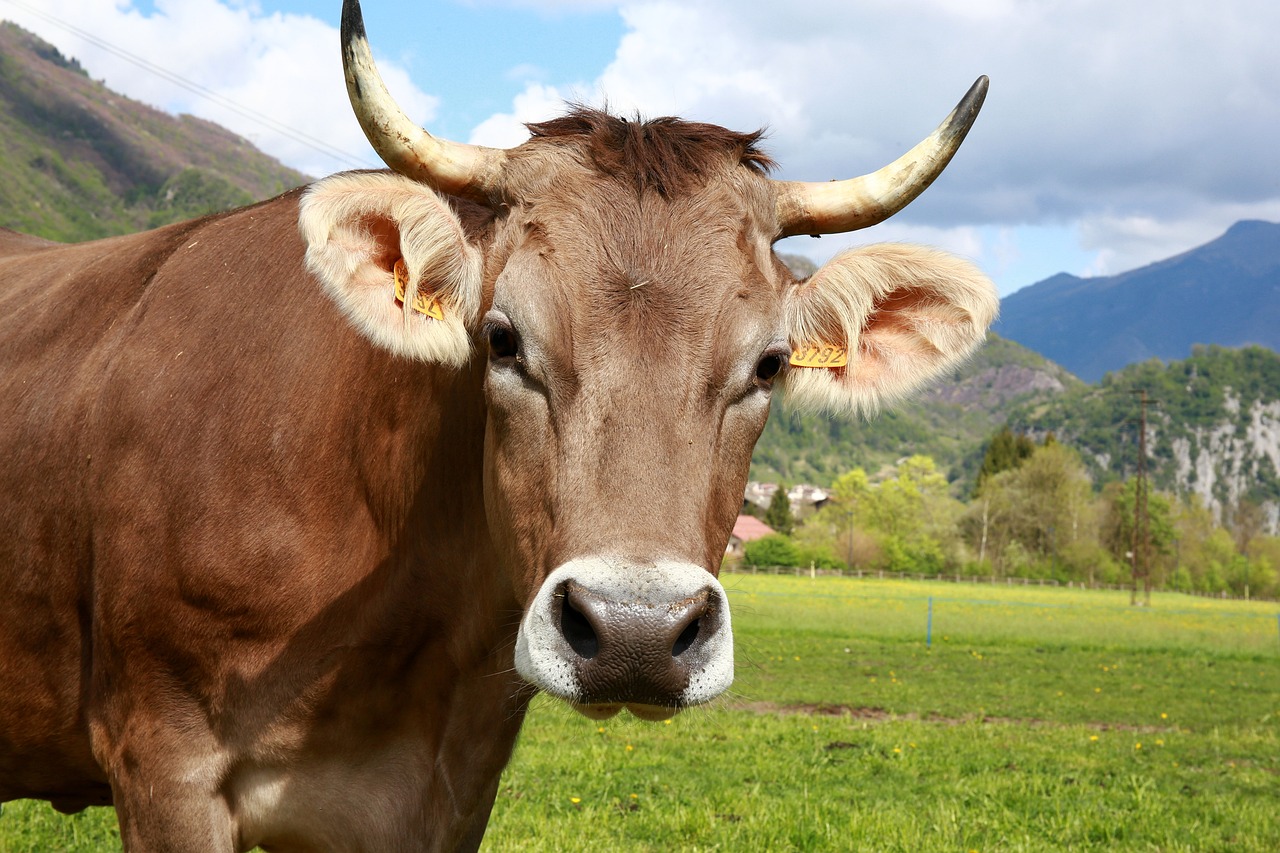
[774,76,988,238]
[340,0,506,202]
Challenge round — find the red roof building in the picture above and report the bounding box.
[727,515,775,555]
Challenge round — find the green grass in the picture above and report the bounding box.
[2,577,1277,851]
[487,577,1280,851]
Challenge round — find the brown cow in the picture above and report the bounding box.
[0,1,997,849]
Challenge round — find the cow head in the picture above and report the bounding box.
[300,0,998,721]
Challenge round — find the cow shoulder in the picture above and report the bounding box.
[782,243,998,415]
[299,172,483,367]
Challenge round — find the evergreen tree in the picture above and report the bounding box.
[974,426,1037,496]
[764,485,795,535]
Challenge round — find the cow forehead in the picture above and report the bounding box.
[488,191,788,375]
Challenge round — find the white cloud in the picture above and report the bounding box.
[468,81,571,147]
[2,0,437,177]
[469,0,1280,284]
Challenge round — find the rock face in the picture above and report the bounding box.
[1167,396,1280,529]
[926,364,1068,409]
[1006,346,1280,535]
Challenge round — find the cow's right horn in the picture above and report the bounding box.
[340,0,506,203]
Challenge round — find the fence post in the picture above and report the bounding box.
[926,596,933,649]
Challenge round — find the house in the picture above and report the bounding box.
[726,515,775,556]
[742,481,830,519]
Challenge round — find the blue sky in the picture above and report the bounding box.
[4,0,1278,296]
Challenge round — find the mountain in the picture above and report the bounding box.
[1004,344,1280,522]
[752,333,1079,489]
[995,221,1280,382]
[0,22,308,243]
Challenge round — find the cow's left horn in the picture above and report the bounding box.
[774,76,988,238]
[341,0,506,203]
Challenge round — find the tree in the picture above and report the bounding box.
[974,427,1037,496]
[1100,479,1175,575]
[792,467,869,571]
[859,456,963,574]
[963,443,1099,579]
[763,485,794,535]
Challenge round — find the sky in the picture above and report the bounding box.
[3,0,1279,296]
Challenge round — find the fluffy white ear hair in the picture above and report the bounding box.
[299,172,482,367]
[782,244,998,416]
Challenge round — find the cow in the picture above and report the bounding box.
[0,1,998,849]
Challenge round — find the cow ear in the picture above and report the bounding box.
[781,244,998,416]
[299,172,482,367]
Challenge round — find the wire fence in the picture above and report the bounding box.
[727,564,1278,603]
[721,570,1280,655]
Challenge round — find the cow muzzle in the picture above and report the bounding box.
[514,557,733,720]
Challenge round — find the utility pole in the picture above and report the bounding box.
[1130,389,1152,606]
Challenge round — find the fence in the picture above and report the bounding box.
[726,564,1278,602]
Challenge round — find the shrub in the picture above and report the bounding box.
[744,534,802,568]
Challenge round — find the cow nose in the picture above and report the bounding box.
[557,579,713,705]
[515,558,735,714]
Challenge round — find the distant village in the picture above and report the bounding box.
[728,482,829,556]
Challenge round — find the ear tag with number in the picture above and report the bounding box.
[790,343,849,369]
[393,258,445,321]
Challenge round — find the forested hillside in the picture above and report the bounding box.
[0,22,307,242]
[753,333,1080,490]
[1006,344,1280,521]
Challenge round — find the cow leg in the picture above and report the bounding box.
[110,767,236,853]
[97,726,236,853]
[449,775,501,853]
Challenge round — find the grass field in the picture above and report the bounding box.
[2,576,1277,851]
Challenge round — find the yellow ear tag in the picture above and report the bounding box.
[393,258,445,321]
[789,344,849,369]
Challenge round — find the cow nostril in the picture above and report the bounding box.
[560,594,599,660]
[672,618,700,657]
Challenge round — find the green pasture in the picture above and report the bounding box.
[2,576,1277,851]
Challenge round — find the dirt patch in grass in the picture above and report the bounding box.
[731,701,1177,733]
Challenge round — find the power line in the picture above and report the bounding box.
[1,0,373,171]
[1128,389,1160,607]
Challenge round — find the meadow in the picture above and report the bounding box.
[2,576,1277,851]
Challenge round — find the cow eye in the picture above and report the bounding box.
[755,352,785,384]
[488,326,520,360]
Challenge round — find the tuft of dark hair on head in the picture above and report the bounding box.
[526,105,774,198]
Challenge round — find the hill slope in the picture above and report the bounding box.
[1005,344,1280,521]
[0,22,308,242]
[995,221,1280,382]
